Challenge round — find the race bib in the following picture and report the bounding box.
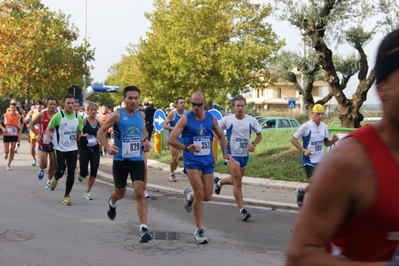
[193,136,211,156]
[234,138,249,154]
[309,141,323,156]
[64,130,77,146]
[122,137,140,158]
[86,135,99,147]
[7,126,17,136]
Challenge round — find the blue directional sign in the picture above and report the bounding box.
[153,109,166,131]
[288,99,296,109]
[208,109,223,121]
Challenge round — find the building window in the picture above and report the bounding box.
[277,88,281,98]
[257,89,260,98]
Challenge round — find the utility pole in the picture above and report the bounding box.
[82,0,87,103]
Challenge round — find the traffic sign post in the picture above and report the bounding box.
[287,99,296,117]
[153,109,166,132]
[208,109,223,121]
[153,109,166,152]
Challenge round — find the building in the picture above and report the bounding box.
[244,70,332,114]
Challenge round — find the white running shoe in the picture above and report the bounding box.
[169,173,177,182]
[193,228,208,244]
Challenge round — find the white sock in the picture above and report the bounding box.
[140,224,148,231]
[186,192,192,201]
[109,198,117,208]
[217,180,222,187]
[240,207,245,213]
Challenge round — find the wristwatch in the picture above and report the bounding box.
[251,142,257,147]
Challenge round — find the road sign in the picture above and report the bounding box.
[288,99,296,109]
[153,109,166,131]
[208,109,223,121]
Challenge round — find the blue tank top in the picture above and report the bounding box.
[113,108,145,161]
[182,111,214,165]
[168,109,186,135]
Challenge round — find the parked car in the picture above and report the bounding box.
[259,117,301,131]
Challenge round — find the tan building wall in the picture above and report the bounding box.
[245,73,330,113]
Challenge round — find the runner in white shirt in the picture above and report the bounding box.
[214,95,262,221]
[291,104,339,207]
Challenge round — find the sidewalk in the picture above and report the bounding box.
[97,155,302,211]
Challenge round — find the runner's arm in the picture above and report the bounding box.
[97,111,119,147]
[29,112,43,136]
[213,116,228,159]
[167,115,187,150]
[163,111,175,131]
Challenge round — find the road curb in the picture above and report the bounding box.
[97,161,300,211]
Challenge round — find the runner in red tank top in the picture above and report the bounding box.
[286,28,399,265]
[29,98,58,188]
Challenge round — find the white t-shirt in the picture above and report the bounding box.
[218,114,262,157]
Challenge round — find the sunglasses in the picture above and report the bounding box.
[191,102,204,107]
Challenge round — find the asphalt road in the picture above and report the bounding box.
[0,150,297,266]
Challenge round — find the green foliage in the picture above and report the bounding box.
[147,129,307,182]
[136,0,285,107]
[105,44,143,106]
[0,0,95,106]
[273,0,398,128]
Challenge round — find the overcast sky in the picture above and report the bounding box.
[40,0,382,104]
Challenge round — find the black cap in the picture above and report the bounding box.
[375,28,399,84]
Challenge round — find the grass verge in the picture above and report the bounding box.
[146,129,308,182]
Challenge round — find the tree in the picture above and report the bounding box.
[274,0,399,127]
[0,0,95,108]
[105,44,143,107]
[137,0,284,107]
[275,47,358,114]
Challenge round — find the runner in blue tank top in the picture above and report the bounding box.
[163,96,187,182]
[168,91,230,244]
[97,86,153,243]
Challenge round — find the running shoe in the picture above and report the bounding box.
[4,153,8,160]
[139,227,153,243]
[169,173,177,182]
[6,164,11,171]
[77,173,83,182]
[144,189,150,199]
[63,196,72,205]
[183,188,193,213]
[49,178,58,190]
[193,228,208,244]
[37,169,45,180]
[296,187,305,207]
[31,158,37,167]
[107,197,116,220]
[240,208,252,221]
[214,176,221,195]
[45,181,51,190]
[84,191,93,200]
